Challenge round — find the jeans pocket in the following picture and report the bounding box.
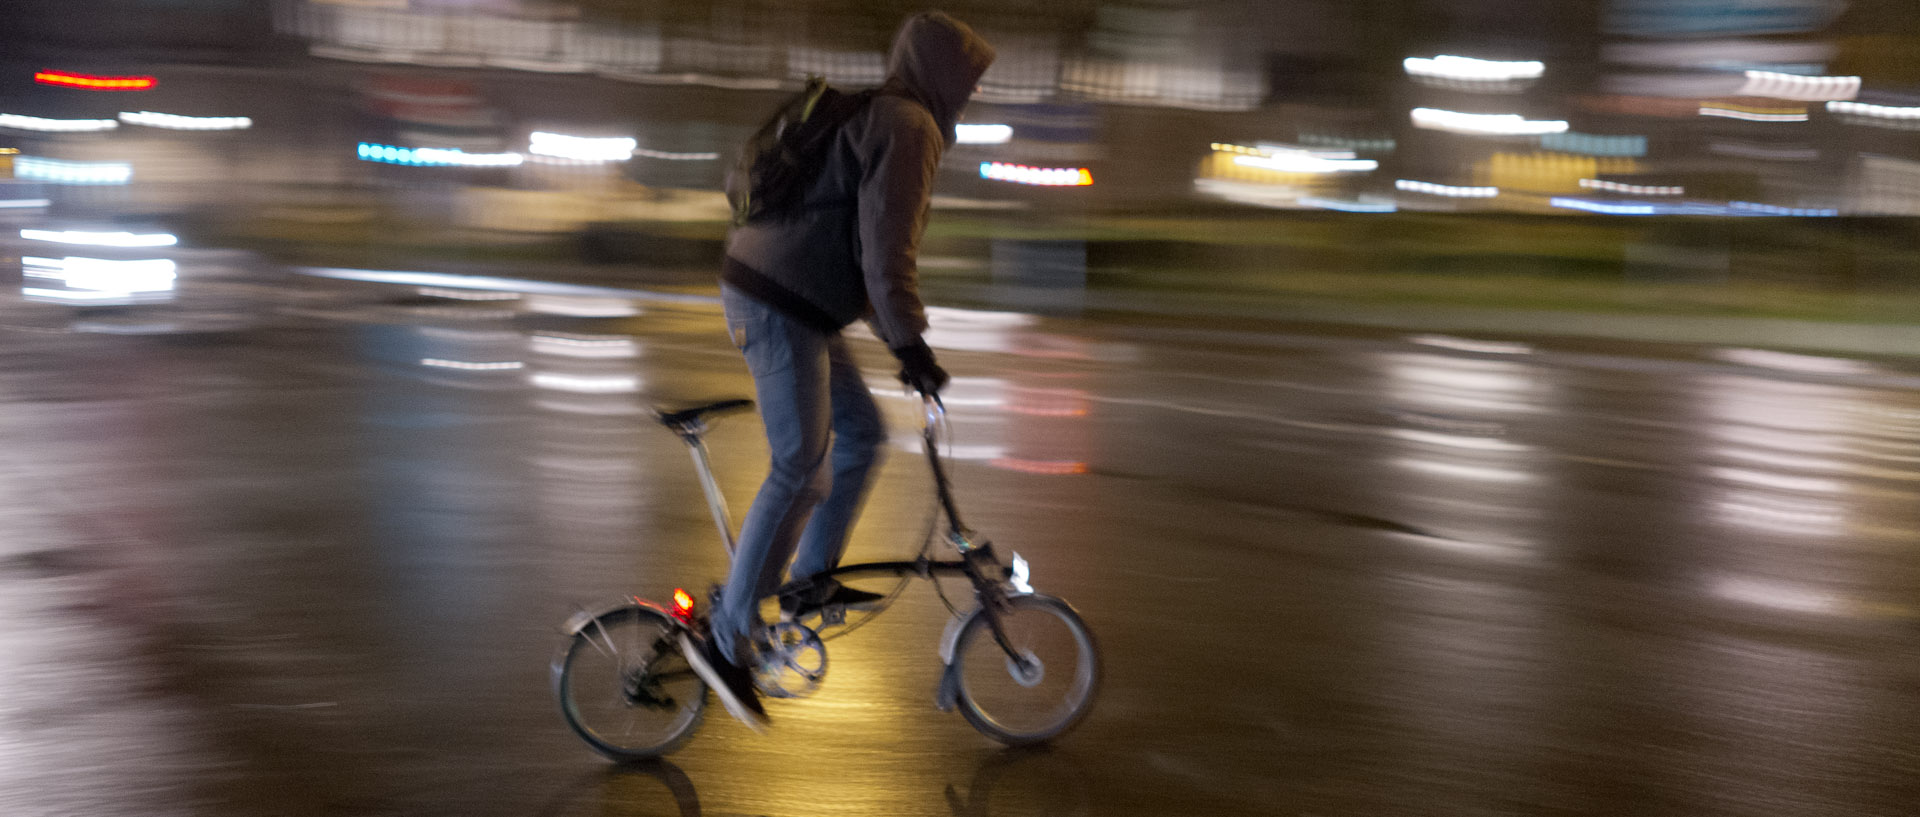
[728,311,794,377]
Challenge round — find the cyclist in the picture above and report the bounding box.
[682,11,996,730]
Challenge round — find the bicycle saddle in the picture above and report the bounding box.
[654,398,755,431]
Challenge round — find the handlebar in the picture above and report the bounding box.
[921,391,945,433]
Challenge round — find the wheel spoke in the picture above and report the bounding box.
[556,606,707,760]
[953,595,1098,745]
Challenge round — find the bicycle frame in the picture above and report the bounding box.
[667,395,1021,606]
[558,395,1088,759]
[670,423,739,557]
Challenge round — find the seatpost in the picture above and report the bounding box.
[679,425,737,556]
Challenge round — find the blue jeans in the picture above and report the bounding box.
[712,284,886,664]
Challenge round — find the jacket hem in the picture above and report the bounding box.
[721,257,848,334]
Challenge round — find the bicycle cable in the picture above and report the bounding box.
[925,396,968,620]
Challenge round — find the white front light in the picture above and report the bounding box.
[1010,552,1033,594]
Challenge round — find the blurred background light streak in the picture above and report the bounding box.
[1827,100,1920,120]
[527,132,636,162]
[21,229,178,247]
[979,162,1093,186]
[1397,180,1499,198]
[1579,179,1684,196]
[13,157,133,185]
[1698,105,1809,122]
[117,112,252,131]
[0,114,119,133]
[955,124,1013,144]
[1736,70,1860,101]
[1410,108,1569,135]
[33,71,156,90]
[1403,55,1545,81]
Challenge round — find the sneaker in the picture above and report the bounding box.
[678,633,768,732]
[780,579,887,619]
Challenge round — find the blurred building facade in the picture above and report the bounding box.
[2,0,1918,226]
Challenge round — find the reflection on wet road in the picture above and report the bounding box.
[2,268,1917,817]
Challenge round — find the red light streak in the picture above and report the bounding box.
[991,458,1089,476]
[35,71,156,91]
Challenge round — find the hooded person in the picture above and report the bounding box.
[688,13,996,730]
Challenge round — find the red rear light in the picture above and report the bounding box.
[671,588,696,619]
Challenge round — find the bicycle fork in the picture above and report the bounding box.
[932,552,1032,711]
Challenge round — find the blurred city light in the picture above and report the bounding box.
[21,229,178,247]
[419,359,524,371]
[1231,148,1377,174]
[527,132,637,163]
[1397,180,1500,198]
[1826,100,1920,120]
[416,287,520,302]
[1549,198,1658,215]
[1300,196,1396,213]
[0,114,119,133]
[1410,108,1569,135]
[979,162,1093,186]
[357,143,523,167]
[629,147,719,161]
[1578,179,1684,196]
[1389,428,1530,452]
[1408,335,1533,355]
[1539,132,1647,157]
[1728,201,1836,216]
[528,334,638,359]
[33,71,156,90]
[22,256,177,304]
[1402,55,1545,82]
[1735,70,1860,101]
[1698,103,1809,122]
[955,124,1014,144]
[529,372,643,394]
[117,111,252,130]
[28,257,176,292]
[13,157,133,184]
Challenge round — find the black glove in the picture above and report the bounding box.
[893,338,949,395]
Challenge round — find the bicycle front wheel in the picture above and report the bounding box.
[554,604,707,760]
[951,594,1100,745]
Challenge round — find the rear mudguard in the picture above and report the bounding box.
[562,596,681,637]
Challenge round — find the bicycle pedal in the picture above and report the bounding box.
[779,603,847,628]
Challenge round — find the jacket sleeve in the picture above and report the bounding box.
[855,99,941,353]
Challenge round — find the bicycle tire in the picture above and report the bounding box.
[951,594,1100,745]
[553,603,707,760]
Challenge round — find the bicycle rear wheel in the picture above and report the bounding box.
[554,604,707,760]
[951,594,1099,745]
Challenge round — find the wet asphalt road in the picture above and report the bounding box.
[2,261,1918,817]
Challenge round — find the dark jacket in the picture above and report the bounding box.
[721,12,995,354]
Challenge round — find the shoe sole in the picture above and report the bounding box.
[678,634,769,733]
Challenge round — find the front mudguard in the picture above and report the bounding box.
[933,606,975,712]
[933,592,1039,712]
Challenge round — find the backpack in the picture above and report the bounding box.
[725,77,887,227]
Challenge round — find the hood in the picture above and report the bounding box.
[882,11,996,147]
